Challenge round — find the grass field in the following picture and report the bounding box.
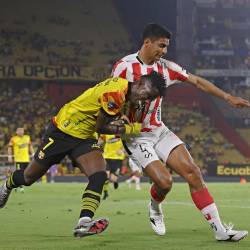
[0,182,249,250]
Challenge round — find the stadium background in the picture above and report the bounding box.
[0,0,250,182]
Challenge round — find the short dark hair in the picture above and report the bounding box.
[143,23,171,41]
[142,71,166,97]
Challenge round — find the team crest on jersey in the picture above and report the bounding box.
[38,150,45,159]
[108,102,118,110]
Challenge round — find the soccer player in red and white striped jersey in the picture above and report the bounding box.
[112,23,249,241]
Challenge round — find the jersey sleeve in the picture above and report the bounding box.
[111,60,134,82]
[27,135,31,144]
[100,90,126,116]
[163,60,189,86]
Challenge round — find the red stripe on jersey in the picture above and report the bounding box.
[112,60,123,74]
[149,97,161,127]
[147,67,153,75]
[132,63,142,80]
[157,63,164,76]
[119,68,127,79]
[167,67,188,81]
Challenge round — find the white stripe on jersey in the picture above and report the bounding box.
[112,52,189,132]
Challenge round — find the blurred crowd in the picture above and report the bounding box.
[194,0,250,70]
[0,0,133,70]
[162,103,249,171]
[0,81,56,154]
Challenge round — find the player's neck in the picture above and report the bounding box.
[138,50,155,65]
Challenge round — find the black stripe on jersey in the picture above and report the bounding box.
[136,56,144,65]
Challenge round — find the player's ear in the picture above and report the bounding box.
[144,38,151,46]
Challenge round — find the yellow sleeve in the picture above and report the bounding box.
[101,91,125,116]
[8,137,14,146]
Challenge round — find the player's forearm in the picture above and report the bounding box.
[96,122,141,135]
[96,124,125,135]
[192,75,230,101]
[29,145,35,155]
[7,147,12,157]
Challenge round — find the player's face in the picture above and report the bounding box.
[146,37,169,61]
[16,128,24,136]
[130,78,159,103]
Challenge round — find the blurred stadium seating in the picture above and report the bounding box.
[0,0,133,79]
[162,103,249,172]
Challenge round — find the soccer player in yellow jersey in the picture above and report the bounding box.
[8,127,34,192]
[0,71,166,238]
[100,134,125,200]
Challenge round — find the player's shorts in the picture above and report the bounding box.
[34,122,101,170]
[128,158,142,173]
[124,126,184,169]
[15,162,29,171]
[105,159,122,175]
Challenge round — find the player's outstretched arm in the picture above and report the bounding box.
[187,73,250,108]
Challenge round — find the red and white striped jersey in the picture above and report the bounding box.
[111,52,189,132]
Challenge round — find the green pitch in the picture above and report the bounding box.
[0,182,249,250]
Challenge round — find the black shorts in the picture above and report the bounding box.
[34,122,101,169]
[106,159,122,175]
[15,162,29,171]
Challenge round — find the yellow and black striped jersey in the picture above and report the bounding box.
[54,77,128,139]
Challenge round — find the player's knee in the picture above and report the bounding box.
[156,174,173,191]
[183,162,203,184]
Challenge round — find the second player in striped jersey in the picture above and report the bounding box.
[112,23,250,241]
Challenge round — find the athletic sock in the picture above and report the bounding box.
[6,170,26,189]
[150,183,166,211]
[103,179,109,192]
[80,171,107,219]
[135,176,141,190]
[191,187,225,233]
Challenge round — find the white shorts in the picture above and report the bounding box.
[128,158,142,173]
[125,126,184,169]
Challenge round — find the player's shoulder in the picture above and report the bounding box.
[114,53,138,67]
[10,135,18,141]
[99,77,128,93]
[120,52,138,63]
[107,77,128,86]
[158,58,187,73]
[23,134,31,140]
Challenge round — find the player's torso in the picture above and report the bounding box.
[12,135,30,162]
[55,78,128,139]
[112,53,188,134]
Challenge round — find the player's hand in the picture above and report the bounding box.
[120,115,130,125]
[226,94,250,108]
[110,119,125,126]
[124,122,142,135]
[8,155,13,163]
